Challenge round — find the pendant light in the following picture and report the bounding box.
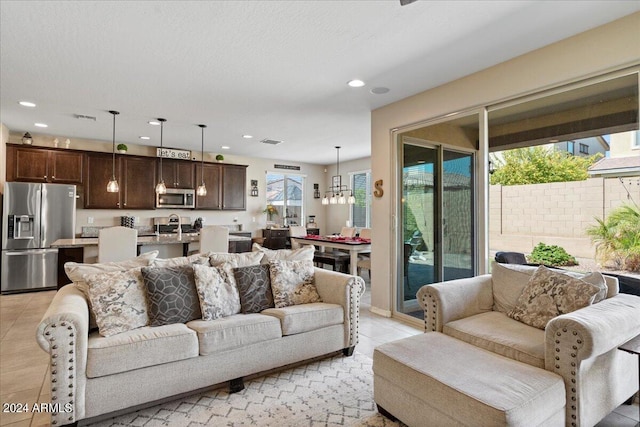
[323,146,355,205]
[196,124,207,196]
[155,118,167,194]
[106,110,120,193]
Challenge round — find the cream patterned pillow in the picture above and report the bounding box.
[192,263,241,320]
[252,243,315,264]
[152,253,210,268]
[508,266,600,330]
[209,251,264,268]
[269,259,322,308]
[84,268,149,337]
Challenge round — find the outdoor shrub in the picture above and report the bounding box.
[528,242,577,266]
[586,204,640,272]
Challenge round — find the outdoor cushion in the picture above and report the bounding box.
[86,324,198,378]
[444,311,545,368]
[186,313,282,355]
[262,303,344,336]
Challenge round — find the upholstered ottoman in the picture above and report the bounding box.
[373,333,565,426]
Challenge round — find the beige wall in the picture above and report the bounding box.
[4,131,328,236]
[489,177,638,258]
[371,12,640,316]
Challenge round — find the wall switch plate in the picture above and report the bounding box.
[88,217,94,224]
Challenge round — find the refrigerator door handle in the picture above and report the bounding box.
[4,249,59,255]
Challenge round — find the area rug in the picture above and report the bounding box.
[89,352,404,426]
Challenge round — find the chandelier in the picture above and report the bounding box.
[322,146,355,205]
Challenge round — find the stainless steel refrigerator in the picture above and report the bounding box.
[1,182,76,293]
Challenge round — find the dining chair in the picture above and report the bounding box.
[200,225,229,253]
[289,226,307,249]
[98,226,138,263]
[356,227,372,278]
[358,228,371,239]
[340,227,356,238]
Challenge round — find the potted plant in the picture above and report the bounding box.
[117,143,128,154]
[215,154,224,162]
[263,204,278,222]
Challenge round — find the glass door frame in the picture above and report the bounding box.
[391,108,488,323]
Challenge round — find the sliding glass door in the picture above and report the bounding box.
[396,114,477,318]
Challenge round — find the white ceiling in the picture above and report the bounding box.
[1,1,638,165]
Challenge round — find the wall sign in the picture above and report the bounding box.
[274,164,301,171]
[156,147,192,160]
[374,179,384,198]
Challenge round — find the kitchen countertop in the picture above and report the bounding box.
[51,234,251,248]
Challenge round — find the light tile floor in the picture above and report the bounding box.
[0,287,638,426]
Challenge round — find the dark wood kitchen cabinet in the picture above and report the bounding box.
[6,145,83,184]
[159,159,195,189]
[122,156,157,209]
[84,153,121,209]
[194,163,246,210]
[84,153,156,209]
[222,165,247,210]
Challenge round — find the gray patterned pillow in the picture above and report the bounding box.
[141,265,202,326]
[193,263,241,320]
[508,266,600,330]
[233,264,274,313]
[269,260,322,308]
[84,267,148,337]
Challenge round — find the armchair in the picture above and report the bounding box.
[416,266,640,427]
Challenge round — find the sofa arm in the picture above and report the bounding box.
[314,267,365,349]
[416,274,493,332]
[36,284,90,424]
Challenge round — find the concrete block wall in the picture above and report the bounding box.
[489,176,638,258]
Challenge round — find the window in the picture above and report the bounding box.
[350,171,371,228]
[266,173,304,226]
[579,143,589,154]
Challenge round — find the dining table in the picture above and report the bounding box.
[290,235,371,276]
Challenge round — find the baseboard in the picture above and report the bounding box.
[370,306,392,317]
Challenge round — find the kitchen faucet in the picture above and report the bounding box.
[168,214,182,240]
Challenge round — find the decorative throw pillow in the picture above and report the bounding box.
[562,271,608,304]
[233,264,274,313]
[65,251,159,298]
[490,262,540,313]
[269,259,322,308]
[252,243,315,264]
[141,265,202,326]
[209,251,264,268]
[152,253,210,268]
[65,251,159,330]
[84,268,148,337]
[508,266,600,330]
[193,263,242,320]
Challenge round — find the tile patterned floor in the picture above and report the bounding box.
[0,287,638,426]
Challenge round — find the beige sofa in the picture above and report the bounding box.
[415,263,640,427]
[36,267,364,426]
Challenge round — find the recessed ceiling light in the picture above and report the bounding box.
[148,121,160,126]
[549,139,559,143]
[347,79,365,88]
[19,101,36,107]
[34,123,48,128]
[139,136,150,140]
[221,146,230,150]
[242,135,253,139]
[371,87,390,94]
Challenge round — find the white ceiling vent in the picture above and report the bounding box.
[260,138,283,145]
[74,114,97,121]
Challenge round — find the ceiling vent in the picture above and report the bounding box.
[74,114,97,121]
[260,138,283,145]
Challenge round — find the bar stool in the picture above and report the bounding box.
[200,225,229,253]
[98,226,138,263]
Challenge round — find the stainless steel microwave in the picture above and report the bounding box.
[156,188,195,209]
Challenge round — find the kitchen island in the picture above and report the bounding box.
[51,233,253,288]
